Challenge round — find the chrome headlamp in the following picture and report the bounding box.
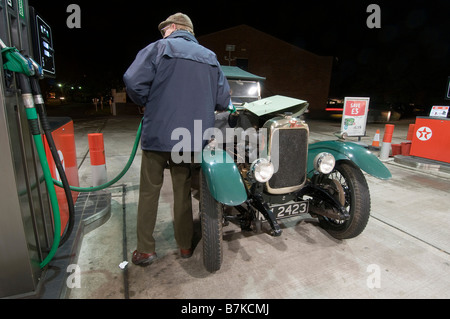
[250,158,274,183]
[313,152,335,174]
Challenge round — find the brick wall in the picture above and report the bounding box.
[198,25,333,118]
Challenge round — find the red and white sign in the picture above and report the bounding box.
[429,106,449,117]
[341,97,370,137]
[416,126,432,141]
[344,101,366,116]
[410,117,450,163]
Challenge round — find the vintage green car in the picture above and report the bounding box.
[198,66,391,272]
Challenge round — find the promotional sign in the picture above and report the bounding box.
[341,97,370,137]
[429,105,449,118]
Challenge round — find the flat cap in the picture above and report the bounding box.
[158,13,194,33]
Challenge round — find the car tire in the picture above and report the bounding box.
[318,161,371,239]
[200,169,224,272]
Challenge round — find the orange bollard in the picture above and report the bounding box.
[88,133,107,186]
[382,124,395,143]
[380,124,395,160]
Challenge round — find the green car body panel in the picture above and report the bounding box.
[200,148,247,206]
[307,141,392,180]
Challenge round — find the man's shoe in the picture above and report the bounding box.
[180,248,193,259]
[132,250,157,265]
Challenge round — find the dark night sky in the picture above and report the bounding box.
[28,0,450,106]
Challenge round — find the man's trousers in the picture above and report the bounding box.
[136,151,193,253]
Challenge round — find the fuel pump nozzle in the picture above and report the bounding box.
[27,57,45,105]
[0,38,35,77]
[1,39,36,112]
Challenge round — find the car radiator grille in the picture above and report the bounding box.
[267,127,309,194]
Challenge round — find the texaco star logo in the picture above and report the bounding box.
[416,126,432,141]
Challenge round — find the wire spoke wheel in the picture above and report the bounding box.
[318,161,371,239]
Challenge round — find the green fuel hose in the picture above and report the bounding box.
[53,119,143,192]
[32,103,142,268]
[34,131,61,268]
[30,77,75,248]
[5,44,140,269]
[18,74,61,268]
[3,42,62,268]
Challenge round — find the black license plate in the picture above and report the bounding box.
[257,201,309,221]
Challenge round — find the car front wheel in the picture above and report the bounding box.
[200,169,224,272]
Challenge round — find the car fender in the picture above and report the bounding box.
[200,148,247,206]
[307,140,392,180]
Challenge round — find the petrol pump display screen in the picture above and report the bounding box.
[30,9,55,78]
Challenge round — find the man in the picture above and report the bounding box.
[123,13,230,266]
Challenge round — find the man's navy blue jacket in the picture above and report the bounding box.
[123,31,230,152]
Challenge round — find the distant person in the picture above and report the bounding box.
[123,13,230,266]
[92,97,99,111]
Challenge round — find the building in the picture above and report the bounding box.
[198,25,333,118]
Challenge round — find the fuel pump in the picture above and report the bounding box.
[2,39,76,249]
[1,41,142,271]
[0,1,75,297]
[0,1,140,297]
[1,15,140,273]
[1,38,62,268]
